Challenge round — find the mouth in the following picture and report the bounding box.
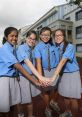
[12,41,17,45]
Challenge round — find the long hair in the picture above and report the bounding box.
[54,28,69,52]
[26,30,37,38]
[2,27,18,44]
[40,27,53,45]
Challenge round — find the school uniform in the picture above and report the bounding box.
[57,43,81,99]
[0,42,21,112]
[34,41,59,91]
[17,43,41,104]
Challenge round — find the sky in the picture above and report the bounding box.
[0,0,67,46]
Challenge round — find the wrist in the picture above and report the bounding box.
[53,74,59,80]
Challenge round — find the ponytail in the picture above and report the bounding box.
[2,37,7,44]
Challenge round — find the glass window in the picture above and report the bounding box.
[76,10,82,21]
[76,26,82,39]
[76,44,82,52]
[65,17,70,20]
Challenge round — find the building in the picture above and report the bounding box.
[18,25,31,45]
[19,3,82,57]
[63,3,82,57]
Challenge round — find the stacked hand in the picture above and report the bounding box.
[34,75,58,87]
[38,76,54,87]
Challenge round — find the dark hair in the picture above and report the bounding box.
[40,27,52,35]
[54,28,65,37]
[26,30,37,38]
[40,27,53,45]
[2,27,18,44]
[54,28,69,52]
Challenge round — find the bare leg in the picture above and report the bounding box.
[64,98,71,112]
[50,89,58,102]
[17,104,24,117]
[26,103,33,117]
[70,98,78,117]
[5,112,9,117]
[40,92,50,109]
[0,112,9,117]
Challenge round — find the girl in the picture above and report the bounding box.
[0,27,49,117]
[17,30,48,117]
[34,27,60,117]
[51,29,81,117]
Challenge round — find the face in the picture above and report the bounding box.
[40,30,51,43]
[54,30,64,44]
[26,33,36,47]
[6,30,18,46]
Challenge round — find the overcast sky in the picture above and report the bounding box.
[0,0,67,46]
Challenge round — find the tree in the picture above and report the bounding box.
[66,0,82,9]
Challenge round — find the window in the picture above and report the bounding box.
[65,17,70,20]
[76,26,82,39]
[76,44,82,52]
[37,25,42,30]
[76,10,82,21]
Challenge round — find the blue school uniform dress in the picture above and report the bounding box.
[0,42,21,112]
[17,43,41,104]
[34,41,59,91]
[57,43,81,99]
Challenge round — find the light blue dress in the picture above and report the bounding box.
[34,41,59,90]
[17,43,41,104]
[0,42,21,112]
[57,43,81,99]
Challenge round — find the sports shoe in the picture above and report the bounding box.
[59,111,72,117]
[45,107,52,117]
[50,100,60,113]
[18,113,24,117]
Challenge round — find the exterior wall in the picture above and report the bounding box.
[63,3,82,57]
[19,3,82,57]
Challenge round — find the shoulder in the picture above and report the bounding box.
[35,41,44,49]
[67,43,75,50]
[18,43,29,50]
[1,44,9,53]
[18,44,25,49]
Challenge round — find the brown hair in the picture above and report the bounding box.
[40,26,53,45]
[54,28,69,53]
[3,27,18,44]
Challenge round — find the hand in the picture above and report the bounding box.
[38,76,55,87]
[49,74,59,84]
[34,79,42,87]
[38,76,49,86]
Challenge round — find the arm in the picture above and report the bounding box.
[52,58,67,81]
[35,58,51,84]
[13,63,39,86]
[35,58,43,75]
[24,59,44,80]
[52,44,74,80]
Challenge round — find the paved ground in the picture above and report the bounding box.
[0,59,82,117]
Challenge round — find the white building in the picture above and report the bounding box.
[18,25,31,45]
[63,3,82,57]
[19,3,82,57]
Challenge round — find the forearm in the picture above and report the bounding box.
[24,59,42,79]
[14,63,36,84]
[53,58,67,79]
[35,58,43,75]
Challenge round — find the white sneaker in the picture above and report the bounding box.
[45,107,52,117]
[59,111,72,117]
[18,113,24,117]
[50,100,60,113]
